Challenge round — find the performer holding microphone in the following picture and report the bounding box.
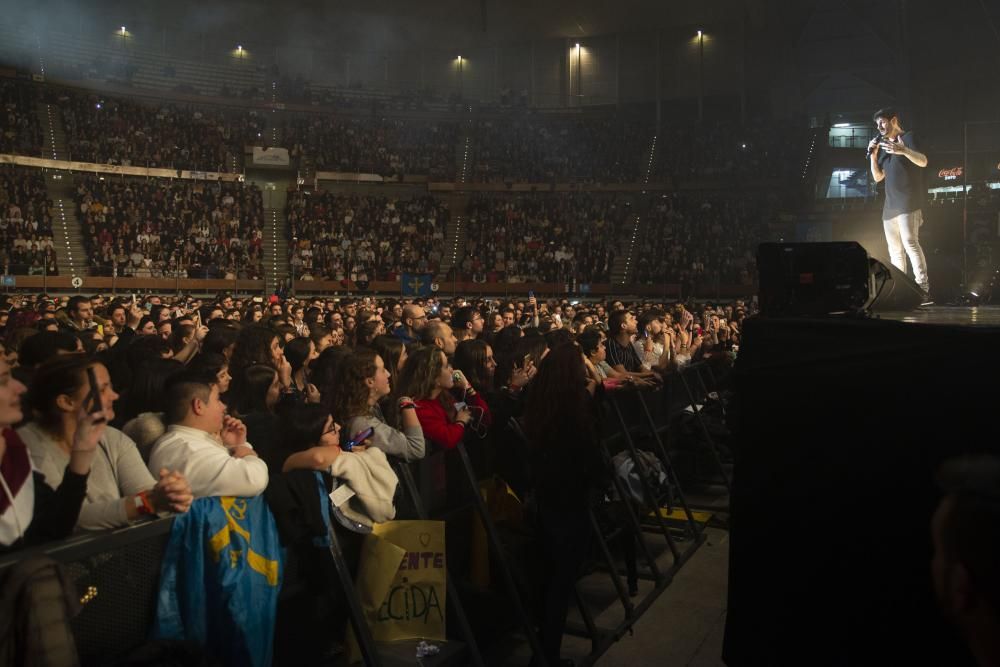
[868,107,931,301]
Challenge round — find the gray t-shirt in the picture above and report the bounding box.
[20,422,156,531]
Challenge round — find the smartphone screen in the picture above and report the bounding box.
[344,427,374,452]
[85,366,106,423]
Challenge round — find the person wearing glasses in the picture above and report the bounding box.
[392,304,428,345]
[451,305,484,344]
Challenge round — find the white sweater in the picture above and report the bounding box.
[148,425,268,498]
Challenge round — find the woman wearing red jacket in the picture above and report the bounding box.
[399,346,490,450]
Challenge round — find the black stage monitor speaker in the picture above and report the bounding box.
[867,255,924,312]
[757,242,872,316]
[758,242,923,317]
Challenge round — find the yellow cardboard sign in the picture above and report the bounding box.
[348,520,447,660]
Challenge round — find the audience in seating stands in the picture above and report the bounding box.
[461,194,623,284]
[285,192,448,282]
[74,176,265,279]
[56,88,265,172]
[0,81,43,157]
[0,166,57,275]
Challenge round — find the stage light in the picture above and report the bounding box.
[697,30,702,37]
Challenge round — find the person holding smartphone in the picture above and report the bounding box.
[20,355,193,530]
[0,357,101,552]
[327,347,425,462]
[397,347,491,451]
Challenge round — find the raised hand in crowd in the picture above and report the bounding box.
[509,360,536,390]
[278,356,293,390]
[126,301,144,330]
[452,369,471,392]
[69,407,107,475]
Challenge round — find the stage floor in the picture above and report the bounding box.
[872,305,1000,327]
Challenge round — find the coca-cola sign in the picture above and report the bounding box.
[938,166,963,181]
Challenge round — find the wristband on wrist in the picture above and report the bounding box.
[399,401,416,410]
[134,491,155,516]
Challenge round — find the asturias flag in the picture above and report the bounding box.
[154,495,284,667]
[401,273,433,297]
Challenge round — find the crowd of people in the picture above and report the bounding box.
[282,115,458,180]
[0,80,42,157]
[285,191,449,282]
[55,88,266,172]
[0,289,745,664]
[631,192,778,289]
[470,115,651,183]
[652,118,806,182]
[460,193,624,284]
[74,176,265,279]
[0,166,58,276]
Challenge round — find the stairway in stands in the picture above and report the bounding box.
[440,196,470,281]
[35,101,88,278]
[260,184,289,295]
[611,134,659,287]
[46,174,89,278]
[610,211,641,287]
[438,125,474,281]
[36,101,68,161]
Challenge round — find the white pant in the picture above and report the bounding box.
[883,210,929,291]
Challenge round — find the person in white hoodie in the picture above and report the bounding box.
[148,370,267,498]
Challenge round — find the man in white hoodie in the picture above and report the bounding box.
[148,372,267,498]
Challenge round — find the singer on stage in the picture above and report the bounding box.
[868,107,931,298]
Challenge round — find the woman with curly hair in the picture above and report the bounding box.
[398,346,491,451]
[327,347,424,462]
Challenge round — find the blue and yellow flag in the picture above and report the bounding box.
[401,273,433,297]
[154,496,284,667]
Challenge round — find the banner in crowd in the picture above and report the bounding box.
[251,147,290,167]
[154,496,283,667]
[401,273,433,297]
[347,520,447,661]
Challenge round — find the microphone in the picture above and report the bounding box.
[865,134,882,159]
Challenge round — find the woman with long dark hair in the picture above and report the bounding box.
[521,342,606,665]
[371,335,408,377]
[284,336,320,403]
[229,325,292,398]
[453,339,496,394]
